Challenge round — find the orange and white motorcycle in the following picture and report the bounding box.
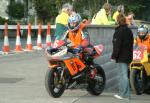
[45,39,106,98]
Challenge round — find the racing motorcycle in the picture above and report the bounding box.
[45,39,106,98]
[130,46,150,95]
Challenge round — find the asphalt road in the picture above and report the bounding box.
[0,51,150,103]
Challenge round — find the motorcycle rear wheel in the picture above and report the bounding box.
[144,77,150,95]
[87,64,106,95]
[130,69,145,95]
[144,86,150,94]
[45,67,66,98]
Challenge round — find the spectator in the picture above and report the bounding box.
[113,5,125,23]
[54,3,73,40]
[126,12,136,26]
[111,14,133,100]
[91,3,115,25]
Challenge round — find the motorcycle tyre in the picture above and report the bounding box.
[87,65,106,95]
[144,87,150,94]
[45,68,65,98]
[130,69,144,95]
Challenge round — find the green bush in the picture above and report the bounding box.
[0,16,16,25]
[0,16,5,24]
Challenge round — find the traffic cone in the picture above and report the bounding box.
[37,24,42,49]
[15,23,22,52]
[26,23,32,51]
[2,22,10,53]
[46,23,51,46]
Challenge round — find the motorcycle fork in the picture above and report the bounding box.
[57,67,65,84]
[138,66,144,80]
[140,69,143,80]
[60,68,65,81]
[130,65,143,80]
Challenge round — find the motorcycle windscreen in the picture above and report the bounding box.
[52,40,65,48]
[64,58,86,76]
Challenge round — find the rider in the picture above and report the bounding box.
[65,12,90,52]
[136,24,150,61]
[66,13,98,78]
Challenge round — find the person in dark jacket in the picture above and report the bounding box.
[111,14,133,100]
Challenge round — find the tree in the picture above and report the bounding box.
[33,0,74,24]
[33,0,58,24]
[7,0,24,20]
[33,0,150,23]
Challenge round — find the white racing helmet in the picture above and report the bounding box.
[138,24,149,40]
[68,13,82,31]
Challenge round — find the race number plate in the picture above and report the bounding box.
[133,50,143,60]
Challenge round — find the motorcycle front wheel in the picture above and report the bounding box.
[130,69,145,95]
[87,64,106,95]
[45,67,66,98]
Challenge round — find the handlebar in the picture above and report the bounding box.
[67,46,83,54]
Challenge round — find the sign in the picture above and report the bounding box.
[133,50,143,60]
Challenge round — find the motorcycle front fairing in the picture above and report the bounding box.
[46,46,75,61]
[130,45,150,75]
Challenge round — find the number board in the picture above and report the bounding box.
[133,50,143,60]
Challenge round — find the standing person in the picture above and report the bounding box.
[111,14,133,100]
[113,5,124,23]
[126,12,136,26]
[54,3,73,40]
[91,3,115,25]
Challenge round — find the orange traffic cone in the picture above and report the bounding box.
[15,23,22,52]
[26,23,32,51]
[46,23,51,46]
[37,24,42,49]
[2,22,10,53]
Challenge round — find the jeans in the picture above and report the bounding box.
[117,63,130,98]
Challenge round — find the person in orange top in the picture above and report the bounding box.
[136,24,150,53]
[65,12,90,51]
